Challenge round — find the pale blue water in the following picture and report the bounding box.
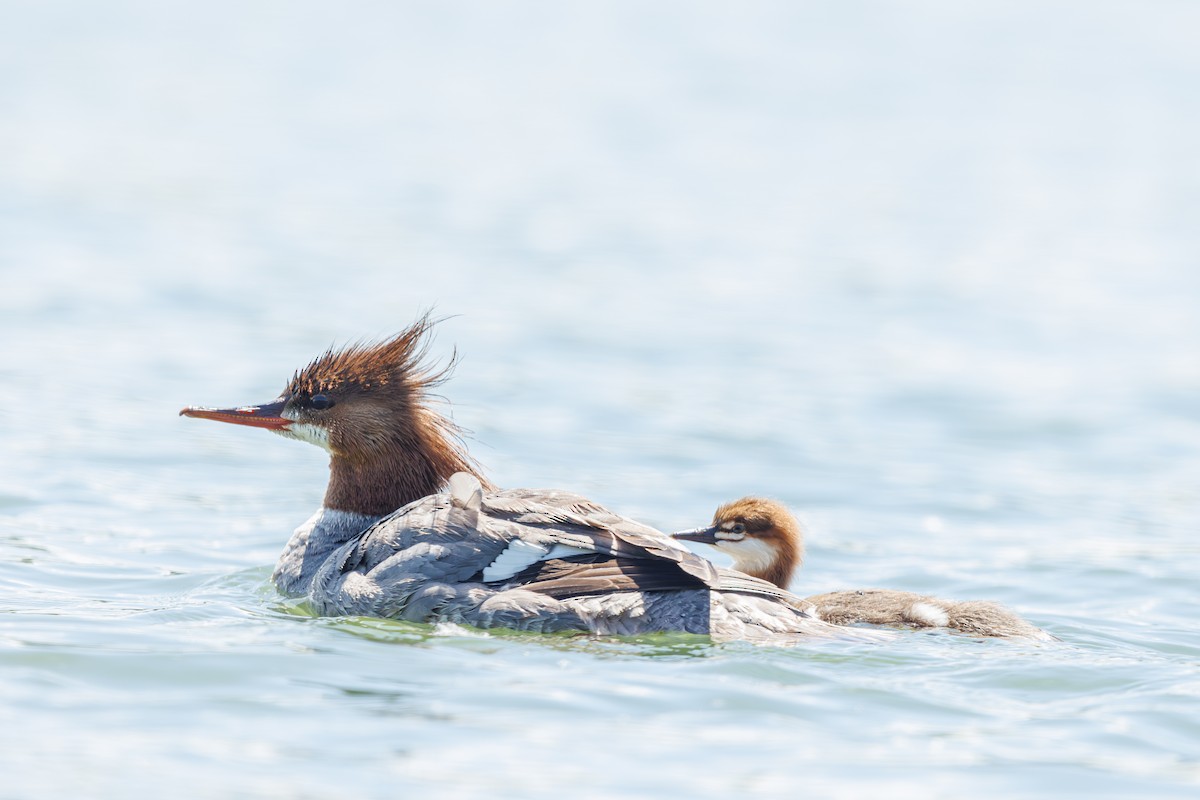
[2,2,1199,797]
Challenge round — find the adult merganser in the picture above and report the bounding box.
[180,317,879,644]
[672,497,1054,640]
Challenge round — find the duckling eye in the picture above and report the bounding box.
[309,394,334,411]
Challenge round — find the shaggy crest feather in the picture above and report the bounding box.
[287,313,455,400]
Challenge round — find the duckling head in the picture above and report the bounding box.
[671,497,804,589]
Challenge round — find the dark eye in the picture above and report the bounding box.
[309,394,334,411]
[730,522,746,534]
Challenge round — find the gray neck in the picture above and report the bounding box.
[271,507,382,597]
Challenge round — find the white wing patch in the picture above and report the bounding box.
[482,540,592,583]
[546,543,592,560]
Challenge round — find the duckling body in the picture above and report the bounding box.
[673,498,1053,641]
[806,589,1053,640]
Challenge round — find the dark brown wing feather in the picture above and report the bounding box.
[491,554,709,599]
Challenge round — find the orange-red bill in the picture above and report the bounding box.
[179,399,291,430]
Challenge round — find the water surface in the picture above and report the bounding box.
[2,2,1198,797]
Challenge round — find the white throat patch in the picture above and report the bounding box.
[717,537,778,576]
[277,408,332,452]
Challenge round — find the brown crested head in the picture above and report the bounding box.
[182,314,491,515]
[673,496,804,589]
[279,315,458,458]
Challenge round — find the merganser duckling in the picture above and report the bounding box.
[180,317,881,644]
[672,498,1054,640]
